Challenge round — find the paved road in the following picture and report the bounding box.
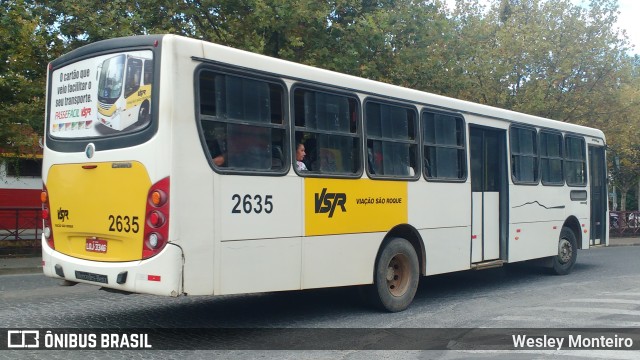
[1,244,640,359]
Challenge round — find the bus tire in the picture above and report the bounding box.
[551,227,578,275]
[371,237,419,312]
[138,101,150,124]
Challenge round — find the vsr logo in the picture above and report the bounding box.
[314,188,346,218]
[57,208,69,222]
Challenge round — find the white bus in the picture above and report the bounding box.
[96,53,153,131]
[42,35,608,312]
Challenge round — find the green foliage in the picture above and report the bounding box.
[450,0,630,119]
[2,0,640,197]
[0,0,62,156]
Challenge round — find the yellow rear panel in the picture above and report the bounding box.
[47,161,151,261]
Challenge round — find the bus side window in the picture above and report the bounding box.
[510,126,539,184]
[293,88,361,176]
[565,136,587,186]
[422,111,466,181]
[198,70,287,173]
[365,100,418,179]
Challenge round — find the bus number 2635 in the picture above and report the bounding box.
[108,215,140,233]
[231,194,273,214]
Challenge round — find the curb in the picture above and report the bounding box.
[0,267,43,276]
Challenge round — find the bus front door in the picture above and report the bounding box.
[470,126,508,264]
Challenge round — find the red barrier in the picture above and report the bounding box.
[0,207,42,241]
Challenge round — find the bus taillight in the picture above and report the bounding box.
[143,177,170,259]
[41,186,55,249]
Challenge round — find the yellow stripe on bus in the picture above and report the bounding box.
[47,161,150,261]
[304,178,408,236]
[125,84,151,109]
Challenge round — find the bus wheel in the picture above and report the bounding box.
[138,102,150,124]
[372,238,419,312]
[551,227,578,275]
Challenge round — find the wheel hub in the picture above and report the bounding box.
[558,238,573,264]
[386,254,410,297]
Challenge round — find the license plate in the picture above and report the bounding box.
[86,238,107,253]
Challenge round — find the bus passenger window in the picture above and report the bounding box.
[365,100,418,179]
[540,131,564,185]
[565,136,586,186]
[510,126,539,184]
[197,70,287,173]
[422,111,466,181]
[293,88,361,176]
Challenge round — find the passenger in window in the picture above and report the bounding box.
[424,157,432,178]
[207,132,226,167]
[367,147,376,174]
[408,150,417,176]
[302,137,316,170]
[296,143,308,171]
[210,139,226,166]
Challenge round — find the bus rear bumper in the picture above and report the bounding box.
[42,240,183,297]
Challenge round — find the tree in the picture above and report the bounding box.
[448,0,640,211]
[450,0,632,124]
[606,56,640,211]
[2,0,639,195]
[0,0,62,158]
[37,0,452,84]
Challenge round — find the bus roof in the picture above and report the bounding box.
[65,34,605,140]
[188,35,604,141]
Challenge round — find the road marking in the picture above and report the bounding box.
[601,292,640,296]
[535,306,640,317]
[493,315,563,323]
[566,298,640,305]
[493,315,640,327]
[592,320,640,327]
[461,350,639,359]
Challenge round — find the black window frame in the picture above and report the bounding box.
[195,66,290,176]
[421,110,467,182]
[364,98,419,181]
[565,135,587,187]
[510,125,539,185]
[291,84,363,178]
[539,130,564,186]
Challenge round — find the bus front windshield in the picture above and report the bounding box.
[98,54,125,103]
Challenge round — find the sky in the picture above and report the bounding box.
[615,0,640,53]
[444,0,640,54]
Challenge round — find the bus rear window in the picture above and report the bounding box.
[48,50,154,139]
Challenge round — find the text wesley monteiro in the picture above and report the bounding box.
[512,334,634,350]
